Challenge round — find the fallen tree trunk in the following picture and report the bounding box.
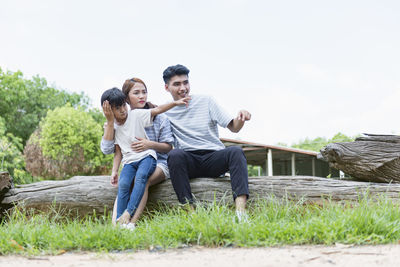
[2,175,400,217]
[318,134,400,183]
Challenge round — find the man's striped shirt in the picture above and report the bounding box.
[165,95,234,151]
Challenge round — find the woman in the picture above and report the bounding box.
[101,77,173,226]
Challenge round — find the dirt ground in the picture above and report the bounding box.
[1,244,400,267]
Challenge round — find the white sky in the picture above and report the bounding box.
[1,0,399,145]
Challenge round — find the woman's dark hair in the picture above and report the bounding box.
[162,64,190,84]
[122,78,157,109]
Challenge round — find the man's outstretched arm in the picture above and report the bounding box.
[227,110,251,133]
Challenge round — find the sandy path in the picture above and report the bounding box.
[1,245,399,267]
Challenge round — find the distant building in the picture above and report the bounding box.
[221,138,339,177]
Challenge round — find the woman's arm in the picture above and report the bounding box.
[110,145,122,187]
[131,138,172,153]
[132,115,174,153]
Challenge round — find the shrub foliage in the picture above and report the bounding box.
[24,105,112,179]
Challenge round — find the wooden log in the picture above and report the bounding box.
[0,176,117,216]
[318,134,400,183]
[2,175,400,216]
[355,134,400,143]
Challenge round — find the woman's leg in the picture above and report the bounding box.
[130,167,166,223]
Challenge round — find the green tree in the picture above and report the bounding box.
[87,108,106,125]
[291,132,356,152]
[35,105,111,179]
[329,132,355,143]
[0,68,90,144]
[248,165,261,176]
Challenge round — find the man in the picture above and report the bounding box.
[163,64,251,221]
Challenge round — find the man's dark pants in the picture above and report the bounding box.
[167,146,249,204]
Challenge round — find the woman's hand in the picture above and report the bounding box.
[110,171,118,187]
[102,100,114,123]
[131,137,152,152]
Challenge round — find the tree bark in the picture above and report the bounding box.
[0,171,13,193]
[2,175,400,217]
[318,134,400,183]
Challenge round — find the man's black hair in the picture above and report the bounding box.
[163,64,190,84]
[100,87,126,107]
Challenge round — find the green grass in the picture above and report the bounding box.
[1,196,400,255]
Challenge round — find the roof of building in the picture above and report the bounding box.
[220,137,318,156]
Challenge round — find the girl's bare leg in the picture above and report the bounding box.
[112,197,118,226]
[111,167,166,225]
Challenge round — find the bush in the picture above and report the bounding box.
[24,128,60,178]
[0,116,34,184]
[24,105,112,179]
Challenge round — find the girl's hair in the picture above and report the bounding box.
[100,87,126,107]
[122,78,157,109]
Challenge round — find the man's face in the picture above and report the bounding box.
[165,74,190,101]
[111,104,128,123]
